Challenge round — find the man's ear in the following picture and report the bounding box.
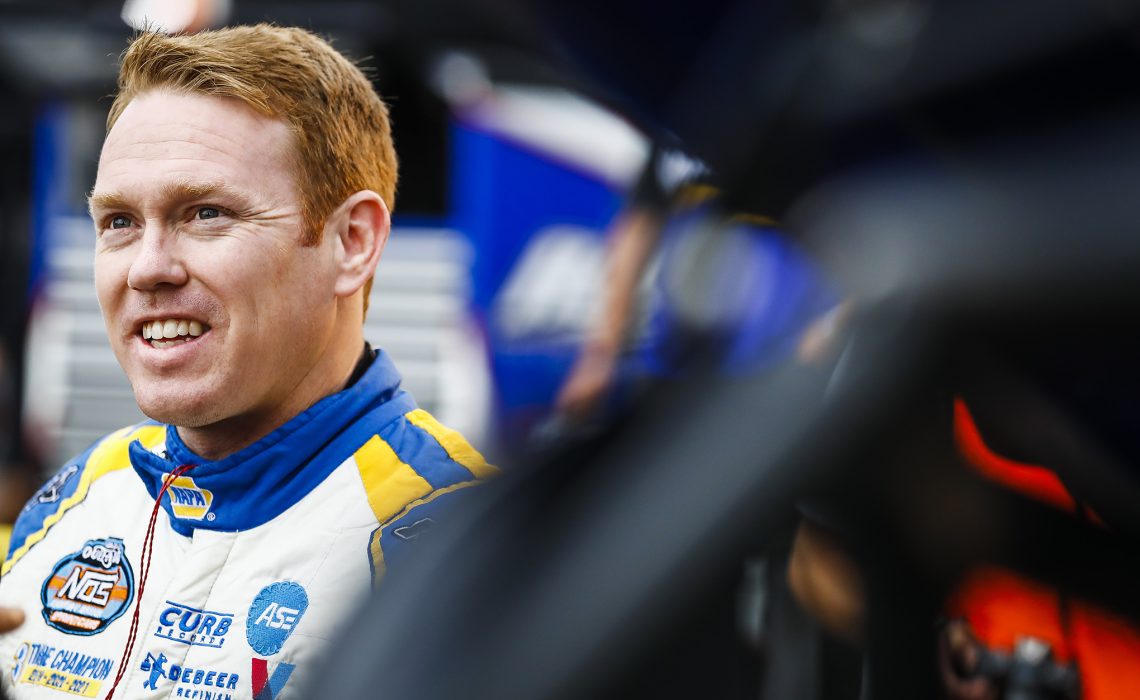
[330,190,390,298]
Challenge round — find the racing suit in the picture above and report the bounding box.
[0,348,495,699]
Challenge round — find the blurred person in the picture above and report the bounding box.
[0,25,494,699]
[558,148,859,698]
[553,146,678,422]
[556,145,837,424]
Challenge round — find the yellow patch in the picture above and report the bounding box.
[354,435,434,526]
[18,660,103,697]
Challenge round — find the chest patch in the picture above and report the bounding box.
[164,475,214,521]
[40,537,134,636]
[154,600,234,648]
[246,582,309,656]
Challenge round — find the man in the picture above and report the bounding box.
[0,25,494,699]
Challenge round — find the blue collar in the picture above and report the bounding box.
[129,349,417,535]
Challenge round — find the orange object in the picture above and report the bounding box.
[953,399,1077,514]
[949,400,1140,699]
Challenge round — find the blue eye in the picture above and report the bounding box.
[110,215,132,229]
[197,207,221,220]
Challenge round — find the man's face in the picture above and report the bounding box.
[91,90,340,437]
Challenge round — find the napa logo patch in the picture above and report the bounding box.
[41,537,134,635]
[164,475,214,520]
[154,600,234,648]
[246,582,308,656]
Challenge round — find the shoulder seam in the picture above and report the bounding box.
[403,408,499,480]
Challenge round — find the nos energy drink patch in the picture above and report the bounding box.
[41,537,134,635]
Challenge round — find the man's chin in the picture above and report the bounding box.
[133,389,223,429]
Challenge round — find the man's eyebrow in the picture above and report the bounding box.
[87,191,131,216]
[87,182,244,216]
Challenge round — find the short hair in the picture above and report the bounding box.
[108,25,398,306]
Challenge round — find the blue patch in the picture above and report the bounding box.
[154,600,234,648]
[139,652,240,697]
[40,537,134,636]
[246,582,308,656]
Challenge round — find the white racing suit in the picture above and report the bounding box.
[0,349,494,699]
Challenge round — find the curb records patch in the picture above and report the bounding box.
[246,582,308,656]
[40,537,134,636]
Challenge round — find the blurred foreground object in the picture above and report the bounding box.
[298,0,1140,697]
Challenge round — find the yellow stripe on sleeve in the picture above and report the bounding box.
[369,527,386,581]
[0,524,11,566]
[2,424,166,575]
[404,409,499,479]
[354,435,435,526]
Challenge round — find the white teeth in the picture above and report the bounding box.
[141,318,209,345]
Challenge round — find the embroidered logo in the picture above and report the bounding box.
[41,537,134,635]
[246,582,308,656]
[164,475,214,520]
[35,465,80,506]
[251,658,295,700]
[154,600,234,648]
[393,517,435,541]
[139,652,240,697]
[10,641,114,698]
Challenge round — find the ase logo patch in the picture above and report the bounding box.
[41,537,134,635]
[246,582,308,656]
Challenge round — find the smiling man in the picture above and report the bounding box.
[0,26,495,699]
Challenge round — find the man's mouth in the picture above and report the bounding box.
[141,319,210,348]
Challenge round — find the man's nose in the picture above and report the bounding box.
[126,225,189,291]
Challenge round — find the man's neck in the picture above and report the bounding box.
[176,339,369,462]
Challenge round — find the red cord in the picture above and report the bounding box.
[106,463,197,699]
